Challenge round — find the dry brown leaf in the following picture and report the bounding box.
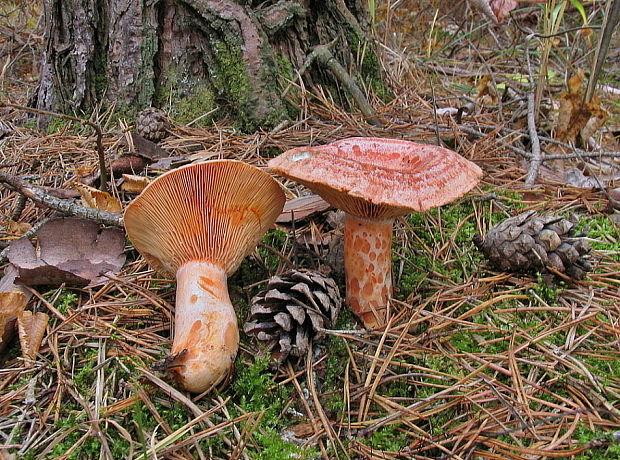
[123,132,170,160]
[6,220,32,236]
[287,421,317,438]
[556,71,609,144]
[75,182,123,213]
[121,174,151,193]
[75,164,97,178]
[7,217,126,287]
[0,290,28,354]
[17,310,49,360]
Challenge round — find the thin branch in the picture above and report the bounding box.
[290,41,383,127]
[525,93,542,184]
[9,194,27,221]
[0,100,109,192]
[0,171,122,227]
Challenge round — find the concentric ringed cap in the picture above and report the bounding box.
[268,137,482,220]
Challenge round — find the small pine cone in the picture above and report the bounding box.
[135,108,169,142]
[474,210,592,279]
[244,269,342,362]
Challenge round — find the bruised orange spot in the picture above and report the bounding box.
[375,239,382,249]
[190,294,198,304]
[354,237,364,251]
[189,319,203,337]
[381,285,389,300]
[369,252,376,261]
[349,277,360,295]
[348,296,361,314]
[362,282,374,297]
[199,276,216,287]
[223,322,239,352]
[198,276,218,298]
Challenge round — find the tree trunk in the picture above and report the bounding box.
[36,0,382,130]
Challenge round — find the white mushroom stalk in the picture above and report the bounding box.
[124,161,284,393]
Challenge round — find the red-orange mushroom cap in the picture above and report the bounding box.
[269,137,482,328]
[123,160,285,392]
[124,160,285,276]
[268,137,483,220]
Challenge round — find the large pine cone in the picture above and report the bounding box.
[474,211,592,279]
[244,269,342,362]
[135,108,169,142]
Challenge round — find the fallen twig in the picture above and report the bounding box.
[0,171,122,227]
[525,93,542,184]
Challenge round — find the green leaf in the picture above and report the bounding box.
[570,0,588,25]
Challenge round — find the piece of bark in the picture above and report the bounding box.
[123,132,170,161]
[110,155,148,175]
[276,195,331,223]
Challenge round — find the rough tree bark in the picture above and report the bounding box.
[36,0,383,130]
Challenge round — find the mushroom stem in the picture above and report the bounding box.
[170,261,239,393]
[344,214,393,328]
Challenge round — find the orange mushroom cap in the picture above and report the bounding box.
[268,137,483,219]
[124,160,285,277]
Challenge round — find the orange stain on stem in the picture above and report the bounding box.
[344,215,393,328]
[198,276,219,298]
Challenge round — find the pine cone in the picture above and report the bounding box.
[474,211,592,279]
[244,269,342,362]
[135,108,169,142]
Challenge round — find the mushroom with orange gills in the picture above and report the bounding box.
[124,160,285,393]
[268,137,482,329]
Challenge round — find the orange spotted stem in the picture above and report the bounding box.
[344,215,393,328]
[171,261,239,393]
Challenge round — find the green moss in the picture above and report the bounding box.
[211,39,254,128]
[154,63,216,127]
[575,425,620,459]
[228,355,319,458]
[365,424,409,453]
[350,37,392,102]
[44,289,79,315]
[253,430,316,460]
[276,55,300,119]
[173,88,216,126]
